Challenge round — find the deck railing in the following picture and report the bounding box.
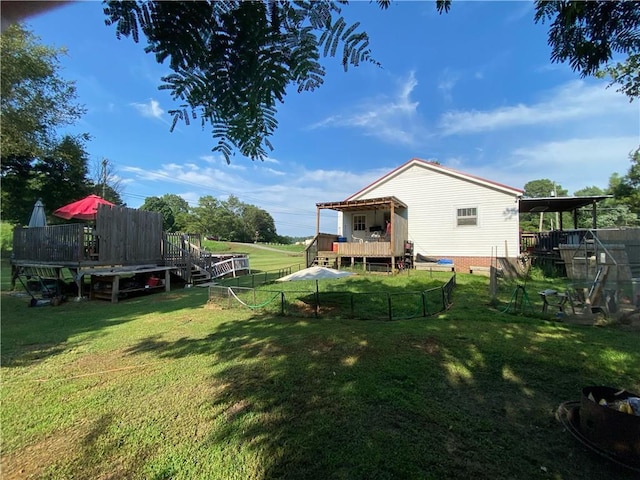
[309,214,408,263]
[163,233,250,281]
[520,230,589,254]
[12,224,93,263]
[210,257,250,279]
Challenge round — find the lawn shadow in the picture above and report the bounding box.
[124,305,640,479]
[0,286,211,368]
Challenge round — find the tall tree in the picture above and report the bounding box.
[523,179,568,199]
[520,179,568,232]
[573,185,637,228]
[1,24,85,158]
[1,24,88,224]
[139,196,176,232]
[159,194,191,232]
[1,134,93,225]
[188,195,221,236]
[242,204,278,243]
[614,148,640,215]
[33,134,92,217]
[534,1,640,101]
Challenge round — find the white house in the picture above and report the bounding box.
[310,158,523,272]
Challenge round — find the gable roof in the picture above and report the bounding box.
[346,158,524,201]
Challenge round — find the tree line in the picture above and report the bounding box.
[139,194,288,244]
[0,25,123,225]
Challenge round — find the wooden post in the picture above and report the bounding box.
[111,275,119,303]
[390,203,395,271]
[164,268,170,292]
[316,205,321,235]
[489,266,497,303]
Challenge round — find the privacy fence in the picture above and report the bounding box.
[209,274,456,320]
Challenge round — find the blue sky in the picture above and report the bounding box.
[25,1,640,237]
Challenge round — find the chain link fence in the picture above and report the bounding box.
[209,274,456,320]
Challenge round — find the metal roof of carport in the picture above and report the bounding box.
[519,195,612,213]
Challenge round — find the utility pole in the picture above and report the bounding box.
[101,158,107,198]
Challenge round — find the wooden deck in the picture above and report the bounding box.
[12,206,164,267]
[11,206,251,298]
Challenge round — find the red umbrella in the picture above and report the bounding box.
[53,194,115,221]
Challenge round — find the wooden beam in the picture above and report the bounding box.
[390,203,395,270]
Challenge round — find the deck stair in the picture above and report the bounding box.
[190,264,212,285]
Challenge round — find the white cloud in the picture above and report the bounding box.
[439,80,636,135]
[200,154,247,171]
[130,98,165,120]
[263,168,286,176]
[309,71,428,147]
[504,1,534,24]
[451,135,639,194]
[437,69,459,102]
[120,160,399,237]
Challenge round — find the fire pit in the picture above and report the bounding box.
[556,386,640,473]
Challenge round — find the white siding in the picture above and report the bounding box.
[350,163,520,258]
[341,210,387,239]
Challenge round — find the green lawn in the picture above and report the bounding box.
[2,257,639,479]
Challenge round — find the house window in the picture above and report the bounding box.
[457,207,477,226]
[353,214,366,231]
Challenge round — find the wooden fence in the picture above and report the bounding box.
[12,206,164,266]
[95,205,163,265]
[12,224,89,263]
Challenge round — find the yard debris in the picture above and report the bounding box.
[587,391,640,416]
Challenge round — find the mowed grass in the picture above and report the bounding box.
[202,240,306,273]
[2,254,640,479]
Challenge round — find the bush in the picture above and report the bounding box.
[0,222,14,253]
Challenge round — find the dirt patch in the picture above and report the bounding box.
[205,301,226,310]
[2,425,82,480]
[413,336,441,356]
[225,399,251,421]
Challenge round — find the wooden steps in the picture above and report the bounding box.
[190,265,211,285]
